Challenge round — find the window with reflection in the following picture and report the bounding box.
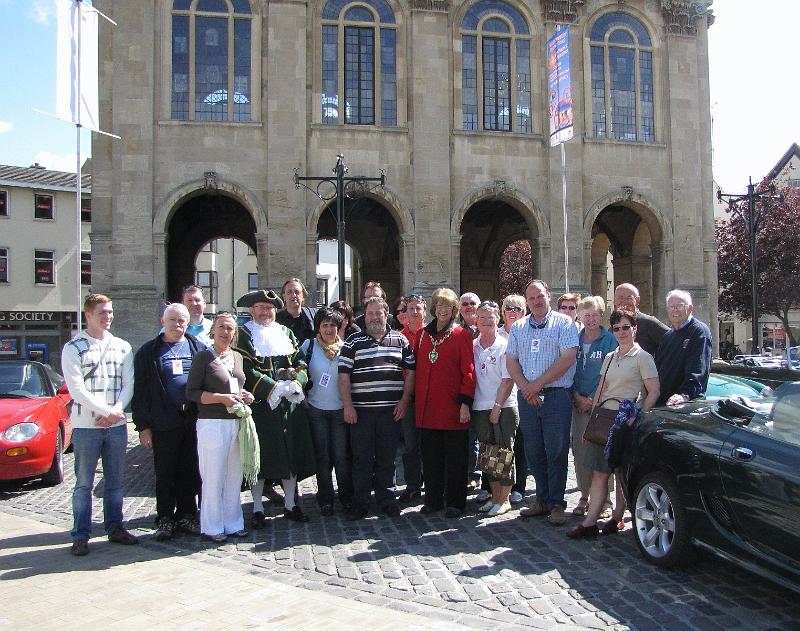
[460,1,532,133]
[321,0,397,126]
[171,0,253,122]
[590,12,654,142]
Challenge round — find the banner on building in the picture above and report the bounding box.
[547,26,573,146]
[56,0,99,132]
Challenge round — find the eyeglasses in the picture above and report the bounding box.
[612,324,633,332]
[503,306,523,313]
[667,303,688,311]
[461,301,477,307]
[478,300,498,308]
[559,305,577,311]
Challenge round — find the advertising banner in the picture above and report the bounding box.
[547,26,573,146]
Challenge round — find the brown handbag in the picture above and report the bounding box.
[582,353,620,446]
[478,421,515,479]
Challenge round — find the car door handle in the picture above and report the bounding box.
[731,447,754,461]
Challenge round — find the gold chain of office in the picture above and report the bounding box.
[427,328,454,364]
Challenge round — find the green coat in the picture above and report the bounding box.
[235,325,316,482]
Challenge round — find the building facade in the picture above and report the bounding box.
[0,164,91,367]
[92,0,718,348]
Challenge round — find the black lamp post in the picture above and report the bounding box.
[294,155,385,303]
[717,178,783,354]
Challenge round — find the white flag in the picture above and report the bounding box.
[56,0,99,132]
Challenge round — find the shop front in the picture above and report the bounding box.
[0,311,77,370]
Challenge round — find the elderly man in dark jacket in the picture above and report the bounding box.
[132,303,206,541]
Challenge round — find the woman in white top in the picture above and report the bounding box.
[300,308,352,515]
[470,301,519,516]
[567,308,659,539]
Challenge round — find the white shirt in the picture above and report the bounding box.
[472,335,517,410]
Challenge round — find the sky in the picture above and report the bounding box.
[0,0,798,191]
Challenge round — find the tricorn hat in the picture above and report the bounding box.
[236,289,284,310]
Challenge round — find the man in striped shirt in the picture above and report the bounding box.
[339,297,415,520]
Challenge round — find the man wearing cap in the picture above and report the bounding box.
[235,290,317,525]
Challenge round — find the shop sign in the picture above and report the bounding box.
[0,311,65,323]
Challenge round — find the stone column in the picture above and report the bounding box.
[152,232,168,298]
[305,233,318,298]
[255,231,270,290]
[400,232,415,295]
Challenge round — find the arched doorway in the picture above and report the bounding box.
[167,193,257,303]
[193,237,258,311]
[590,203,658,313]
[316,197,402,307]
[459,199,536,302]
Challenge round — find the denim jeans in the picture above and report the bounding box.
[400,405,422,493]
[306,404,352,507]
[518,388,572,508]
[349,408,400,511]
[71,424,128,541]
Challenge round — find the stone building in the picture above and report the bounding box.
[92,0,718,348]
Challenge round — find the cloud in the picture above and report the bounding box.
[32,151,80,173]
[0,121,12,133]
[31,0,56,24]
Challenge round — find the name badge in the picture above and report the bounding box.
[531,339,541,354]
[229,377,240,394]
[479,362,487,376]
[319,372,331,388]
[171,359,183,375]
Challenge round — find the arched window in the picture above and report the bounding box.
[171,0,253,122]
[460,1,532,133]
[321,0,397,126]
[589,12,654,142]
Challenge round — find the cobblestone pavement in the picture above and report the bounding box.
[2,423,797,631]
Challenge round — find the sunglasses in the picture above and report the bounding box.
[559,305,577,311]
[612,324,634,332]
[461,301,477,307]
[503,306,523,313]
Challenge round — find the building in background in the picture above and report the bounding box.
[92,0,718,350]
[0,164,91,368]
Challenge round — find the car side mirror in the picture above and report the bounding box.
[58,384,70,396]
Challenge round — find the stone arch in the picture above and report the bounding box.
[305,184,414,237]
[584,190,670,314]
[452,184,549,241]
[452,0,542,40]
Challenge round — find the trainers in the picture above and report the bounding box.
[476,489,491,503]
[477,499,494,513]
[70,539,89,556]
[520,500,550,518]
[488,502,511,517]
[176,516,201,535]
[108,527,139,545]
[154,518,176,541]
[509,491,524,505]
[548,505,566,526]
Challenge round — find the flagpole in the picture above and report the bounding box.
[75,0,82,335]
[561,141,569,293]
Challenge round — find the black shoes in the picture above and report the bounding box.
[398,489,422,505]
[251,511,266,529]
[381,503,401,517]
[154,517,176,541]
[283,506,309,523]
[319,504,335,516]
[346,507,369,521]
[444,507,463,518]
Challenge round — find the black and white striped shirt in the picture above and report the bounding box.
[338,328,415,410]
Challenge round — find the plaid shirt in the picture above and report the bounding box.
[62,331,134,429]
[506,310,579,388]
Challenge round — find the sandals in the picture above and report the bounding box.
[572,497,589,516]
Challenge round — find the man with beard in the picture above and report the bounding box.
[339,297,415,520]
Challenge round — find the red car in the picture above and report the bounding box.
[0,360,72,485]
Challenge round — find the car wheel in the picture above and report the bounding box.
[632,472,695,567]
[41,427,64,487]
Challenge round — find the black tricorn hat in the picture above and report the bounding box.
[236,290,284,310]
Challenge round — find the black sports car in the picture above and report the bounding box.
[619,382,800,593]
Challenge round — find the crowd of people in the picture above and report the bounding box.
[61,278,712,555]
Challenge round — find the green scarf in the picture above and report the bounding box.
[228,402,260,486]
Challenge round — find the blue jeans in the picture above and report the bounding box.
[306,404,352,507]
[518,388,572,508]
[71,424,128,540]
[349,408,400,511]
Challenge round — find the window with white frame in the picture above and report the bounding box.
[81,252,91,286]
[316,277,328,306]
[460,0,532,133]
[171,0,253,122]
[247,272,258,291]
[34,194,54,220]
[34,250,55,284]
[0,190,7,217]
[196,270,218,304]
[0,248,8,283]
[321,0,398,126]
[589,12,655,142]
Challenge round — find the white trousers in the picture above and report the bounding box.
[196,419,244,536]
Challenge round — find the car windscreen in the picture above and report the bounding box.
[0,362,48,398]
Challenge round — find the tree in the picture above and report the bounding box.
[499,239,534,298]
[716,181,800,347]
